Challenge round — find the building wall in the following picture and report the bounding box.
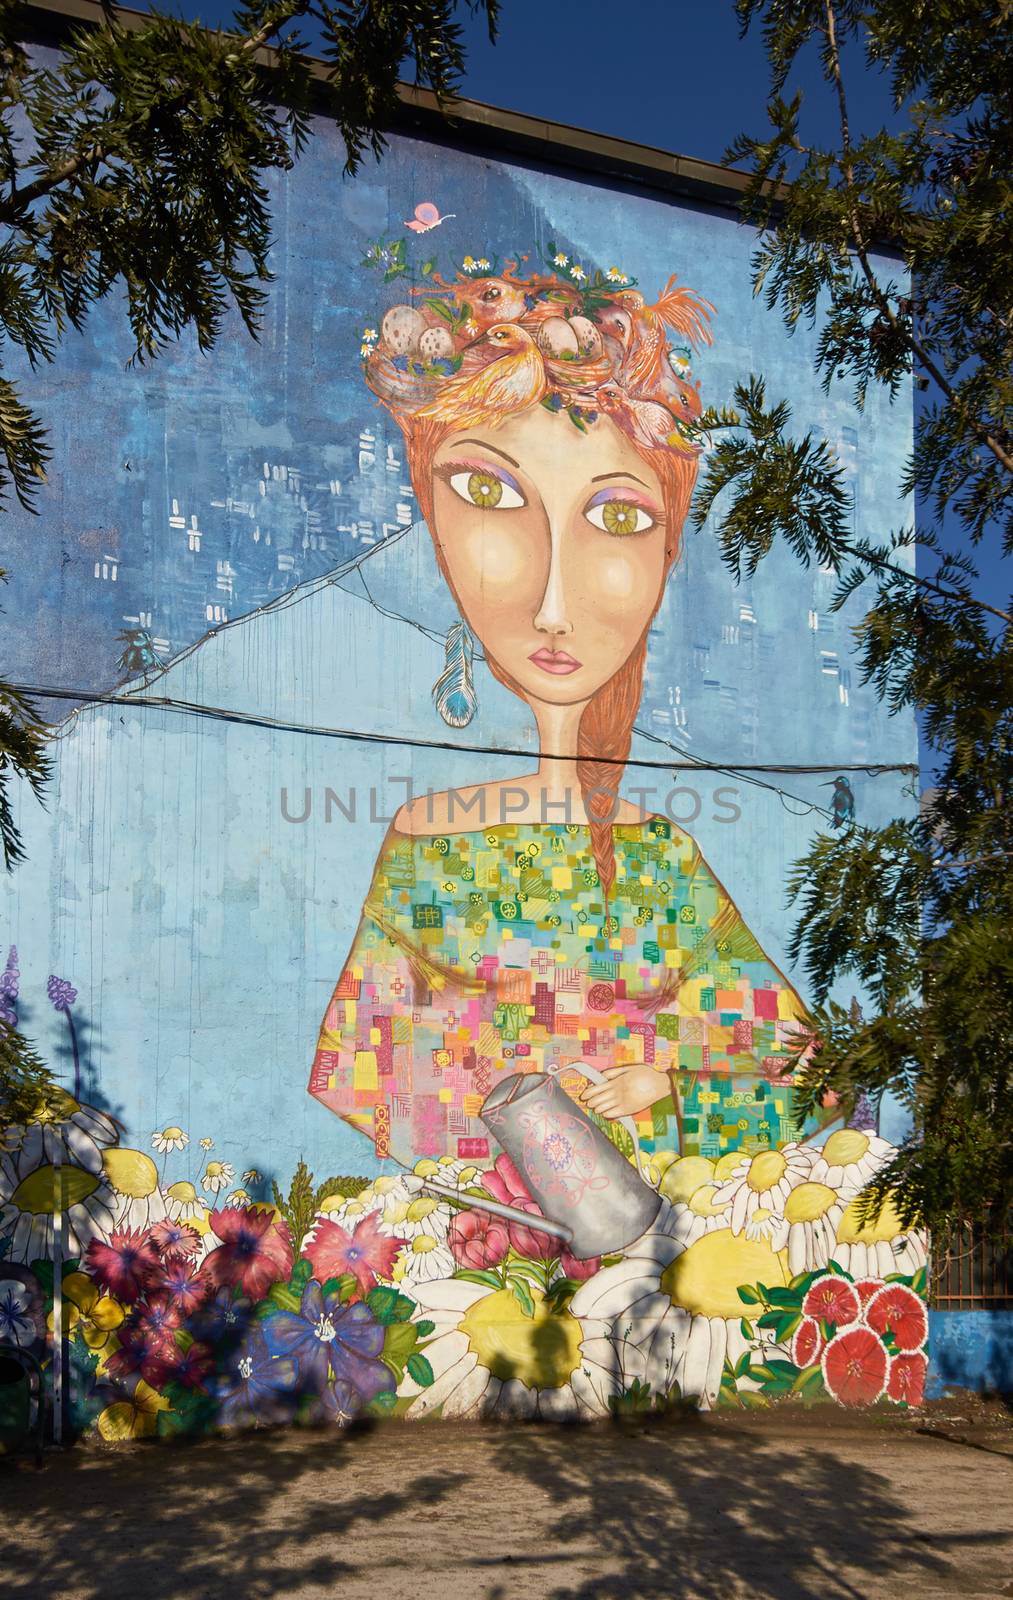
[0,100,926,1438]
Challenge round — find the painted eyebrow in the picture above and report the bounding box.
[589,471,652,489]
[448,439,521,469]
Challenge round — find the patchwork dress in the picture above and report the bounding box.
[308,817,820,1169]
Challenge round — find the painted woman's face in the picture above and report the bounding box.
[430,407,669,707]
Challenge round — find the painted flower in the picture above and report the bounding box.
[85,1229,161,1303]
[0,1265,45,1349]
[802,1274,861,1328]
[783,1181,845,1274]
[864,1284,928,1353]
[96,1379,170,1441]
[403,1275,608,1421]
[833,1196,924,1278]
[163,1181,210,1226]
[105,1319,177,1389]
[157,1255,209,1316]
[217,1327,298,1427]
[137,1290,184,1348]
[570,264,586,282]
[791,1317,825,1370]
[202,1206,294,1301]
[151,1127,189,1155]
[304,1212,404,1295]
[461,254,477,271]
[381,1192,451,1246]
[744,1207,789,1248]
[553,252,568,267]
[199,1137,214,1151]
[58,1270,125,1354]
[149,1218,201,1259]
[169,1341,214,1391]
[712,1144,816,1236]
[572,1206,786,1410]
[201,1160,235,1195]
[606,266,629,284]
[188,1285,252,1350]
[809,1130,894,1197]
[262,1279,392,1406]
[362,327,378,343]
[104,1147,167,1233]
[0,945,18,1026]
[227,1189,250,1206]
[6,1095,119,1176]
[656,1155,716,1203]
[448,1206,509,1271]
[558,1245,601,1282]
[482,1154,558,1260]
[242,1169,262,1186]
[47,975,78,1010]
[0,1138,116,1263]
[392,1233,456,1287]
[822,1325,889,1406]
[886,1351,927,1406]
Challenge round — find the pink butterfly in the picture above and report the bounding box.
[404,201,456,234]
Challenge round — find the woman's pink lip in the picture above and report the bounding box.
[529,648,582,675]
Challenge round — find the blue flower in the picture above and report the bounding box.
[216,1327,298,1428]
[261,1279,392,1406]
[391,354,409,372]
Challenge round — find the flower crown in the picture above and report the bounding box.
[358,239,713,451]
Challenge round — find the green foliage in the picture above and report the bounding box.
[702,0,1013,1254]
[0,1022,61,1134]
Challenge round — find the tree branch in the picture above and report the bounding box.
[822,0,1013,478]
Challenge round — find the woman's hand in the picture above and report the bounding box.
[580,1064,670,1120]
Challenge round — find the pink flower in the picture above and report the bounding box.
[886,1351,927,1406]
[202,1207,294,1302]
[149,1219,201,1260]
[137,1290,183,1347]
[85,1229,160,1303]
[559,1247,601,1282]
[864,1284,928,1354]
[791,1317,826,1369]
[303,1213,404,1296]
[105,1320,176,1389]
[167,1341,214,1391]
[802,1275,861,1328]
[448,1207,509,1270]
[822,1326,889,1406]
[157,1257,209,1316]
[482,1154,558,1260]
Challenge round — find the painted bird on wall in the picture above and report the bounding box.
[614,278,714,391]
[825,775,856,827]
[415,324,546,429]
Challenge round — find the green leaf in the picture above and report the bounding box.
[421,259,435,276]
[381,1319,420,1381]
[764,1286,804,1309]
[510,1276,536,1318]
[734,1347,753,1379]
[738,1390,771,1410]
[367,1389,398,1415]
[367,1285,416,1325]
[740,1317,754,1341]
[791,1363,825,1394]
[453,1269,503,1289]
[406,1352,435,1387]
[737,1284,762,1305]
[415,1318,436,1338]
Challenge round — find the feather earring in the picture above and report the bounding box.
[433,621,477,728]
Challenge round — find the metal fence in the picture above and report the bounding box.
[931,1226,1013,1311]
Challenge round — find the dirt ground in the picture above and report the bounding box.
[3,1401,1011,1600]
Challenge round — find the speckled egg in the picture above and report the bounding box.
[418,325,455,363]
[381,304,426,355]
[568,315,603,357]
[536,317,580,359]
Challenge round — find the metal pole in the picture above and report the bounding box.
[52,1164,63,1446]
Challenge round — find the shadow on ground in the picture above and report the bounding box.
[2,1412,1010,1600]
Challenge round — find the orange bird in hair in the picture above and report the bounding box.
[595,383,701,456]
[616,278,714,391]
[415,325,547,430]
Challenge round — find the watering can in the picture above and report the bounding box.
[479,1063,661,1259]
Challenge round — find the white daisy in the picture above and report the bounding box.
[200,1160,235,1195]
[553,252,568,267]
[151,1126,188,1155]
[401,1275,610,1421]
[783,1181,845,1274]
[8,1096,119,1177]
[744,1206,790,1250]
[712,1144,816,1236]
[382,1192,452,1245]
[674,1185,733,1247]
[103,1147,167,1233]
[163,1180,207,1222]
[0,1144,115,1263]
[392,1234,456,1286]
[832,1196,927,1278]
[808,1130,895,1197]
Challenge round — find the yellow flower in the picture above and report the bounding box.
[199,1138,214,1151]
[50,1271,125,1353]
[462,254,476,269]
[97,1380,170,1442]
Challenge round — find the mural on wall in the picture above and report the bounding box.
[0,120,924,1439]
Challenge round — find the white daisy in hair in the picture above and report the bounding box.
[711,1143,817,1236]
[808,1129,896,1197]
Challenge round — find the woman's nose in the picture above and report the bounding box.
[533,532,574,637]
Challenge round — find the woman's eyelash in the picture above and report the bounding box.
[436,458,523,496]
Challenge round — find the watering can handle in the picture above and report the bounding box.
[548,1061,649,1183]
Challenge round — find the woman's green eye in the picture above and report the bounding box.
[586,498,655,536]
[447,469,525,510]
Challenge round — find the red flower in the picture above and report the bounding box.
[448,1207,509,1271]
[559,1246,601,1282]
[482,1154,558,1260]
[302,1212,403,1296]
[865,1284,928,1353]
[852,1278,883,1309]
[887,1351,927,1407]
[791,1317,826,1369]
[202,1207,294,1302]
[138,1291,183,1347]
[85,1229,160,1303]
[822,1326,889,1406]
[803,1275,860,1328]
[158,1257,209,1316]
[168,1341,214,1391]
[149,1219,201,1260]
[105,1320,176,1389]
